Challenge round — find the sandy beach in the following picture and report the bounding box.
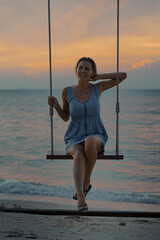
[0,198,160,240]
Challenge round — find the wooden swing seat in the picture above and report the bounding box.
[46,151,123,160]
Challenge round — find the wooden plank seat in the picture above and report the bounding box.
[46,151,123,160]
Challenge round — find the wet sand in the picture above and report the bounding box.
[0,198,160,240]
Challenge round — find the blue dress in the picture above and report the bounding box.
[64,84,108,153]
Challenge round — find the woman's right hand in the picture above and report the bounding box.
[90,74,100,81]
[48,96,59,109]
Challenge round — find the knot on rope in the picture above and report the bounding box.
[116,101,120,113]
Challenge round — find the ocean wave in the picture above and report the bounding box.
[0,178,160,205]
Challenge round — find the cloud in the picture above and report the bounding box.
[131,59,155,70]
[0,0,47,45]
[0,0,160,89]
[123,61,160,89]
[52,0,117,45]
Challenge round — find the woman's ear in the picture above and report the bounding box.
[93,70,96,75]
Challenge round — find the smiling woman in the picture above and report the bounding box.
[48,56,127,211]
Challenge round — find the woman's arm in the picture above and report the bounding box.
[48,87,70,122]
[91,72,127,95]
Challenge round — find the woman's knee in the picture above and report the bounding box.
[73,150,85,160]
[85,136,101,152]
[68,144,85,159]
[85,136,99,147]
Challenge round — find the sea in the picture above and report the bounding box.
[0,89,160,211]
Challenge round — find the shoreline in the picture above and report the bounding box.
[0,198,160,240]
[0,193,160,212]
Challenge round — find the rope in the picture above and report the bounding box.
[48,0,54,155]
[116,0,120,155]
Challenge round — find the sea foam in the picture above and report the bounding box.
[0,178,159,205]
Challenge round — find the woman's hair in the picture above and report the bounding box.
[75,57,97,74]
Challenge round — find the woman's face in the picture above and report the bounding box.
[76,61,94,81]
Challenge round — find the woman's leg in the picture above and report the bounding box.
[68,144,86,206]
[83,136,101,191]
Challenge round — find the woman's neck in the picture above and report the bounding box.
[77,80,90,89]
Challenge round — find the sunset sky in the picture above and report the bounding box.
[0,0,160,89]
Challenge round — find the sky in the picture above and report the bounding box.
[0,0,160,89]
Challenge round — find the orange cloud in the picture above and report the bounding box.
[0,35,117,75]
[131,59,155,69]
[22,61,48,74]
[0,0,159,77]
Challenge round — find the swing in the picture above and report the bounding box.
[46,0,123,161]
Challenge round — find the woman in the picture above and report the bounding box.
[48,57,127,211]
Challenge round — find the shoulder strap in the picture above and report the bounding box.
[67,86,74,103]
[92,84,100,97]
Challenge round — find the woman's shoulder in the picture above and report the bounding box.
[91,83,100,96]
[62,87,68,100]
[62,86,74,99]
[62,86,68,93]
[62,85,73,92]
